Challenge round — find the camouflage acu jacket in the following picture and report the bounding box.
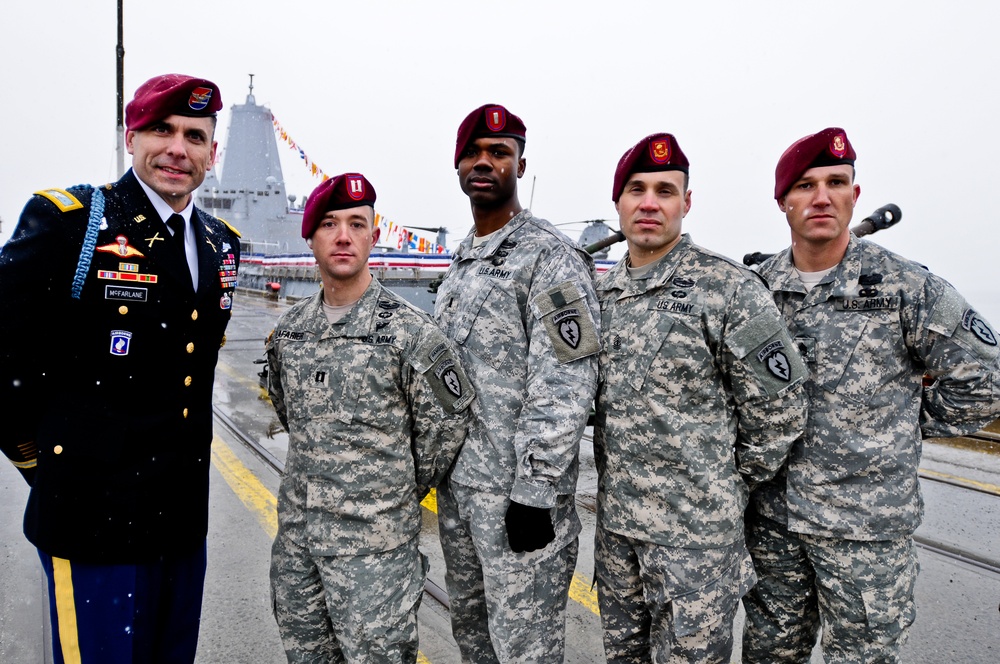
[595,235,807,549]
[434,210,600,508]
[755,235,1000,540]
[267,279,474,556]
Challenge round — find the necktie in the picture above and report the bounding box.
[166,214,186,255]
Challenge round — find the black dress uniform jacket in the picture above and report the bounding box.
[0,169,240,563]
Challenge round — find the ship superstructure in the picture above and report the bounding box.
[197,83,615,309]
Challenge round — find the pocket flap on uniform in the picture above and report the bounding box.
[670,553,755,638]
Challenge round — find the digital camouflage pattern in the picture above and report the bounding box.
[595,529,755,664]
[594,234,808,549]
[436,481,578,664]
[267,278,473,556]
[271,536,427,663]
[268,278,473,661]
[743,510,918,664]
[433,210,599,663]
[434,209,600,508]
[744,234,1000,663]
[753,235,1000,539]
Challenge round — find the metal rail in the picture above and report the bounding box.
[918,470,1000,498]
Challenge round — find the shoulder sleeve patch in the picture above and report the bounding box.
[410,327,474,413]
[745,332,807,396]
[218,217,242,238]
[426,353,475,413]
[532,280,600,364]
[34,188,84,212]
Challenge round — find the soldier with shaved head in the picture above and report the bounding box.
[434,104,601,662]
[593,132,807,663]
[743,128,1000,663]
[267,173,473,663]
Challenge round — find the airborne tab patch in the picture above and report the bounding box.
[35,188,84,212]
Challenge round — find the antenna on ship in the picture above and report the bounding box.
[115,0,125,177]
[248,73,255,102]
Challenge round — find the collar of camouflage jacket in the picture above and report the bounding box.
[454,209,533,260]
[604,233,693,297]
[767,234,869,301]
[307,277,385,339]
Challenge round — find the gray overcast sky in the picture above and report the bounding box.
[3,1,999,321]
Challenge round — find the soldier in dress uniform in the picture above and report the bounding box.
[593,132,808,663]
[0,74,240,663]
[267,173,473,663]
[742,128,1000,663]
[433,104,601,662]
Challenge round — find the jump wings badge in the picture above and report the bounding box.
[97,235,145,258]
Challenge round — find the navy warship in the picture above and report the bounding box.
[196,81,618,310]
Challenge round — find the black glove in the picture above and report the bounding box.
[504,501,555,553]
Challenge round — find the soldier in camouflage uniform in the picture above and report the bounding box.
[434,104,600,662]
[742,128,1000,663]
[593,133,808,664]
[268,173,474,663]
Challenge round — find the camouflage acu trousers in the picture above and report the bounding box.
[437,480,580,664]
[594,528,754,664]
[742,509,918,664]
[270,533,427,664]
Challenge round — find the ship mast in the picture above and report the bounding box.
[115,0,125,177]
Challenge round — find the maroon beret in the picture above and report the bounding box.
[301,173,377,238]
[125,74,223,131]
[774,127,856,200]
[454,103,527,168]
[612,133,689,202]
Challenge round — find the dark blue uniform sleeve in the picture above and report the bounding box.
[0,190,89,484]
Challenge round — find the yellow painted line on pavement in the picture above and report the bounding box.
[419,489,600,616]
[569,572,600,615]
[920,468,1000,496]
[211,435,278,539]
[420,488,438,512]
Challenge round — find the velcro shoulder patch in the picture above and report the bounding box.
[533,281,600,364]
[411,331,474,413]
[926,287,964,337]
[34,188,84,212]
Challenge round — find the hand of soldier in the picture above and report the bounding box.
[504,501,555,553]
